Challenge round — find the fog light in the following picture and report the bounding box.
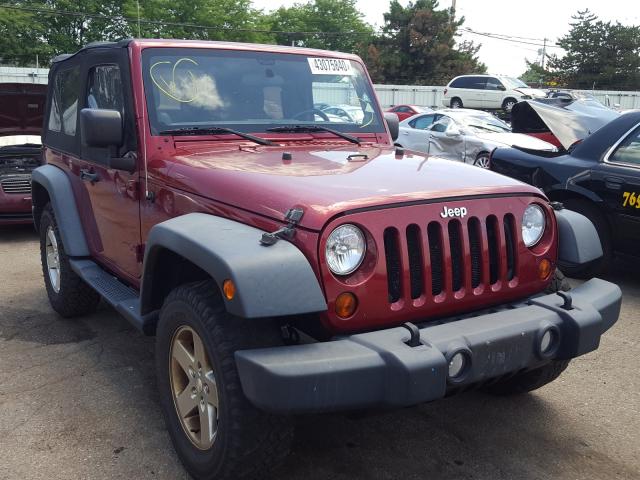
[335,292,358,318]
[539,259,552,280]
[222,279,236,300]
[540,329,555,354]
[448,352,467,379]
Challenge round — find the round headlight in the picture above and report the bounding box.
[522,204,546,247]
[326,224,366,275]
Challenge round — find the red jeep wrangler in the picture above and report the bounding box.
[33,40,621,480]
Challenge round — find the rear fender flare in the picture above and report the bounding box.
[31,165,89,257]
[140,213,327,318]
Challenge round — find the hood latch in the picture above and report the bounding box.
[260,208,304,246]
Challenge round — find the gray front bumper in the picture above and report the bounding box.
[235,279,621,414]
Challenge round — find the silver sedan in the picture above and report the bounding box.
[396,109,557,168]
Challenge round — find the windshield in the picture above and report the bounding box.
[457,114,511,133]
[502,77,529,89]
[141,48,384,135]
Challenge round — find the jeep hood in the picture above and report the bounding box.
[167,142,543,231]
[0,83,47,137]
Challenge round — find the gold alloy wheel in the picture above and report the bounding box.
[45,226,61,293]
[170,325,219,450]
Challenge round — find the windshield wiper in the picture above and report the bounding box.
[266,125,361,145]
[159,126,275,146]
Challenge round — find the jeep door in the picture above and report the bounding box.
[591,123,640,254]
[46,50,141,282]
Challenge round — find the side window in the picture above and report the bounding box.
[429,116,451,133]
[410,114,436,130]
[469,77,487,90]
[610,126,640,166]
[450,77,469,88]
[485,77,504,90]
[87,65,123,115]
[48,66,80,135]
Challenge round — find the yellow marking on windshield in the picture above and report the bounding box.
[150,58,200,103]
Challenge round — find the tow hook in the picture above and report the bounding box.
[557,291,574,310]
[402,322,421,347]
[260,208,304,246]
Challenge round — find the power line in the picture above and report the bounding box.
[460,27,563,49]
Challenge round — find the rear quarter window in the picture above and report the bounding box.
[48,66,81,136]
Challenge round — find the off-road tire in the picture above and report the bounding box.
[155,280,293,480]
[450,97,463,108]
[484,271,571,395]
[39,203,100,317]
[559,199,612,279]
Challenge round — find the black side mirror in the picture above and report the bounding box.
[384,112,399,141]
[497,85,506,91]
[80,108,123,148]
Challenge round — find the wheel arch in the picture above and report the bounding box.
[31,165,90,256]
[140,213,327,319]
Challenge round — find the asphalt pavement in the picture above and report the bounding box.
[1,225,638,480]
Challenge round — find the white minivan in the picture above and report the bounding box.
[442,75,546,112]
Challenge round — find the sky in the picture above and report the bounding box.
[251,0,640,77]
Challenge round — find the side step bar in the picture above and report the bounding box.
[69,259,158,335]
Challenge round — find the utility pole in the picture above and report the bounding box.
[541,38,547,70]
[137,0,141,38]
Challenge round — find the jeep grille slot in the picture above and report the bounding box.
[381,212,521,305]
[486,215,500,285]
[427,222,444,296]
[468,217,482,288]
[504,214,517,281]
[0,175,31,194]
[384,227,402,303]
[448,220,464,292]
[406,224,424,299]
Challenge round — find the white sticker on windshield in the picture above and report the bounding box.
[307,57,354,76]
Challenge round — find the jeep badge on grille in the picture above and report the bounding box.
[440,206,468,218]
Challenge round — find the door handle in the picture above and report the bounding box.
[605,176,624,190]
[80,169,100,183]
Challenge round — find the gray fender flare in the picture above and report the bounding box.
[31,165,90,256]
[555,208,603,265]
[141,213,327,318]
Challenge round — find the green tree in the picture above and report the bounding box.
[520,60,556,87]
[366,0,485,85]
[123,0,274,43]
[267,0,374,53]
[0,4,50,66]
[548,9,640,90]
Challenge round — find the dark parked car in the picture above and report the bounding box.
[0,83,46,225]
[491,111,640,278]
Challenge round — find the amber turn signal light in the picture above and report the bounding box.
[538,259,553,280]
[335,292,358,318]
[222,279,236,300]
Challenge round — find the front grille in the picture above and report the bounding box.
[1,175,31,194]
[385,213,519,303]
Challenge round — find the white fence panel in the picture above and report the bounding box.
[0,67,48,84]
[2,66,638,110]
